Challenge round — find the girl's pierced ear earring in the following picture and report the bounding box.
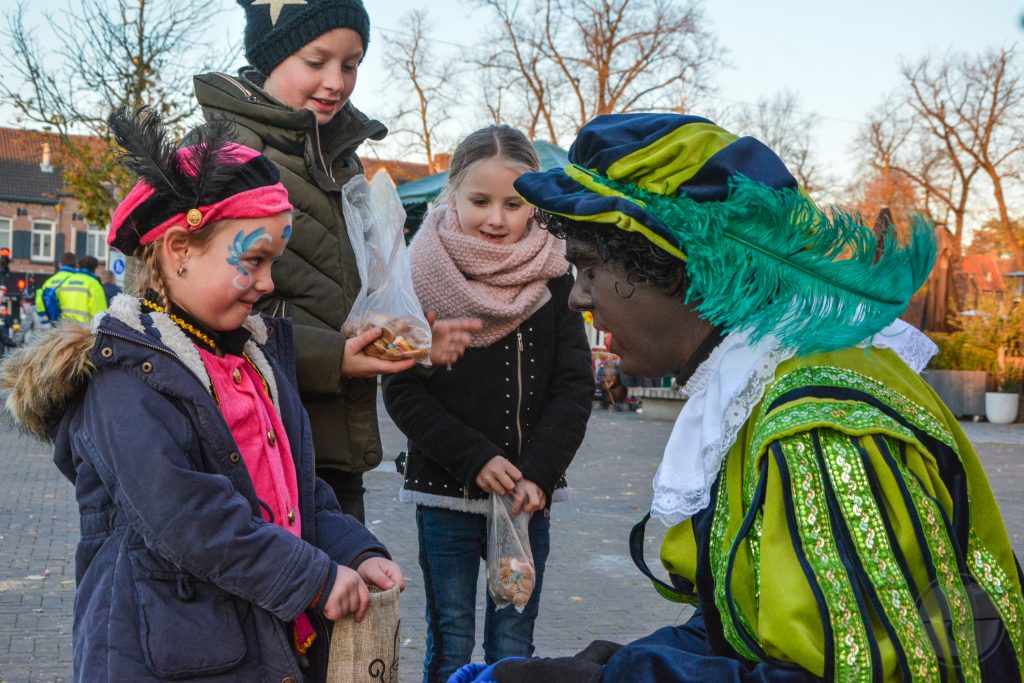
[614,280,636,299]
[176,264,186,278]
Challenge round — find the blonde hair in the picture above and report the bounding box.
[127,225,221,312]
[438,125,539,205]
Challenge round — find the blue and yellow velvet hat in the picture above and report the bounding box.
[516,113,797,261]
[515,113,936,353]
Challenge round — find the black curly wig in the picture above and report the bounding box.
[539,211,689,297]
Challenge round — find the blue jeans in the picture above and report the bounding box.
[416,505,551,683]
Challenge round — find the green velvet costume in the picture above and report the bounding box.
[506,113,1024,681]
[655,347,1023,680]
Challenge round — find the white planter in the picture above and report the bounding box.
[985,391,1019,424]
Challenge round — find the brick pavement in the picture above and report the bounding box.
[0,403,1022,682]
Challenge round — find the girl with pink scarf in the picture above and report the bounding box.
[383,126,595,683]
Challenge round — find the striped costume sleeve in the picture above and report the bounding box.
[707,401,1023,682]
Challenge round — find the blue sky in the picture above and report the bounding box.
[8,0,1023,186]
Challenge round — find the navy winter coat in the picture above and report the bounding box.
[2,295,388,682]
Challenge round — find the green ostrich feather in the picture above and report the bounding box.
[597,175,936,354]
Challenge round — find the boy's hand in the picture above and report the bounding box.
[342,327,416,378]
[427,312,482,365]
[475,455,522,494]
[357,557,406,592]
[510,479,546,515]
[322,565,370,622]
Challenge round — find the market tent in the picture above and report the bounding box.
[395,170,449,206]
[396,139,569,207]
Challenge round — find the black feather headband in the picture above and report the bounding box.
[107,106,291,255]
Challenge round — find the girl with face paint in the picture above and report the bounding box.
[0,107,405,682]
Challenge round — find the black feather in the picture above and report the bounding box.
[179,116,239,207]
[107,107,193,214]
[108,107,245,216]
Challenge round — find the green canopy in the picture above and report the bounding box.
[396,139,569,207]
[395,170,449,206]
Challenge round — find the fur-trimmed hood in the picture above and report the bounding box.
[1,321,96,440]
[1,294,277,442]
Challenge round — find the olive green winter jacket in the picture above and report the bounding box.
[194,69,388,473]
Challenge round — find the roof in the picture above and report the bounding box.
[362,158,430,186]
[0,158,63,204]
[0,126,105,166]
[0,127,106,204]
[961,254,1006,292]
[397,140,570,206]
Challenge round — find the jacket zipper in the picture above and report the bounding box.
[515,328,524,458]
[99,328,225,404]
[311,125,335,182]
[310,437,317,500]
[217,73,258,103]
[100,330,181,361]
[217,73,335,182]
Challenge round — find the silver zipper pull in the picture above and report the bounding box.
[517,331,524,352]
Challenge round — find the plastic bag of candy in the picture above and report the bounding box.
[486,492,535,611]
[341,172,431,364]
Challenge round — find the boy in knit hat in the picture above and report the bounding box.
[194,0,478,522]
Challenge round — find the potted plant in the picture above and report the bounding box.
[925,293,1024,420]
[986,362,1022,424]
[923,332,993,418]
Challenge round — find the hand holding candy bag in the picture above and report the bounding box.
[341,172,432,364]
[486,492,536,611]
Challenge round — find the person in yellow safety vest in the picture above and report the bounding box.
[35,252,108,325]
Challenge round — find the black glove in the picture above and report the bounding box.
[574,640,623,664]
[492,656,603,683]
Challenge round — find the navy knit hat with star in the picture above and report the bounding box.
[238,0,370,76]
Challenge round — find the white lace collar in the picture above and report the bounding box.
[651,320,937,526]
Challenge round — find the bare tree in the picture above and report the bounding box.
[1,0,235,226]
[858,98,980,247]
[381,10,460,174]
[901,47,1024,265]
[468,0,562,142]
[734,90,825,194]
[472,0,723,144]
[968,216,1023,257]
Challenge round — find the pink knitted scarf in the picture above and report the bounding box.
[410,205,568,347]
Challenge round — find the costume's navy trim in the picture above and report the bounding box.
[771,441,836,682]
[767,384,970,553]
[889,440,1024,679]
[874,436,961,674]
[629,512,698,605]
[692,476,745,661]
[854,425,1024,678]
[723,456,797,667]
[810,430,886,683]
[854,439,919,682]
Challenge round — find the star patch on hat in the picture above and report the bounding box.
[252,0,307,25]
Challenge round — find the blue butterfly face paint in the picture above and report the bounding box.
[227,226,273,290]
[282,224,292,241]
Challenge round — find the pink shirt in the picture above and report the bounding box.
[199,349,302,535]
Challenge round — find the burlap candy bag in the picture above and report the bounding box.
[326,585,401,683]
